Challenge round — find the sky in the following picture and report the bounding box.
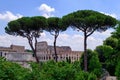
[0,0,120,51]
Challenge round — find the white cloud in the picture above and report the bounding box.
[0,34,30,49]
[0,11,23,21]
[38,4,55,13]
[87,36,103,50]
[57,33,103,51]
[0,33,52,50]
[0,29,112,51]
[92,29,114,39]
[38,4,55,18]
[56,29,113,51]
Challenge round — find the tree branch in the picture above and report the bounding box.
[86,27,97,37]
[50,32,55,36]
[55,30,59,37]
[76,25,85,32]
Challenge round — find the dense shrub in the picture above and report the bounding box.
[80,49,102,78]
[0,57,97,80]
[115,61,120,80]
[38,60,97,80]
[0,57,30,80]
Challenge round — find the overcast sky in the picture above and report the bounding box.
[0,0,119,51]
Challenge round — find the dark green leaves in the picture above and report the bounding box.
[5,20,21,35]
[5,16,47,37]
[47,17,67,32]
[63,10,117,33]
[31,16,47,30]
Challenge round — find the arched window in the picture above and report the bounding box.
[0,52,2,57]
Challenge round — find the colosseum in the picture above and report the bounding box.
[36,41,82,62]
[0,41,83,64]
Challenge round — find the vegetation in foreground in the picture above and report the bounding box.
[0,55,99,80]
[0,43,120,80]
[95,21,120,79]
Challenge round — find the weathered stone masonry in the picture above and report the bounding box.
[36,41,82,62]
[0,41,82,65]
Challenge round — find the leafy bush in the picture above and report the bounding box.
[0,57,97,80]
[0,57,30,80]
[80,49,102,77]
[115,61,120,80]
[39,60,97,80]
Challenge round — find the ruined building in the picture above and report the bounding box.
[36,41,82,62]
[0,41,82,65]
[0,45,34,67]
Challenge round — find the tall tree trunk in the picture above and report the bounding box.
[54,35,58,62]
[32,48,39,63]
[28,38,39,63]
[84,32,88,71]
[34,37,39,63]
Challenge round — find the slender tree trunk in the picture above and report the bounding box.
[54,35,58,62]
[84,32,88,71]
[34,37,39,63]
[28,38,39,63]
[32,48,39,63]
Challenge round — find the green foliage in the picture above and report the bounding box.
[31,16,47,31]
[0,57,30,80]
[89,51,102,77]
[66,57,71,63]
[40,61,76,80]
[62,10,116,33]
[95,45,114,62]
[103,37,118,48]
[115,61,120,80]
[26,62,42,80]
[112,20,120,38]
[112,21,120,50]
[96,27,120,76]
[47,17,67,32]
[95,45,117,76]
[0,57,98,80]
[39,60,97,80]
[75,71,97,80]
[80,49,102,77]
[62,10,117,71]
[5,16,47,37]
[88,73,97,80]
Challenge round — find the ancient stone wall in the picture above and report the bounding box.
[11,45,25,52]
[0,41,82,64]
[36,41,83,62]
[36,41,48,51]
